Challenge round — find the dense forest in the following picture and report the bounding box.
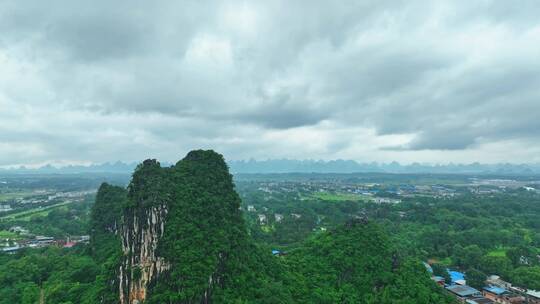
[239,179,540,292]
[0,150,454,303]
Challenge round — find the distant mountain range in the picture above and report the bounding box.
[229,160,540,174]
[2,159,540,175]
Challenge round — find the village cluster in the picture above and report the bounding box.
[2,225,89,253]
[426,263,540,304]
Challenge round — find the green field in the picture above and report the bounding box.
[487,248,507,257]
[0,191,33,202]
[312,192,364,201]
[0,201,72,221]
[0,230,22,239]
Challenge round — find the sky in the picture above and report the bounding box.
[1,1,539,167]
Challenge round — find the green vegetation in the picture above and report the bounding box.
[0,190,33,202]
[0,200,93,238]
[0,230,20,239]
[5,150,540,303]
[372,193,540,290]
[284,219,455,303]
[311,191,364,201]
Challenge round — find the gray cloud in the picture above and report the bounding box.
[0,1,539,166]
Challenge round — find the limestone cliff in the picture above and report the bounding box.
[118,159,171,304]
[119,203,169,304]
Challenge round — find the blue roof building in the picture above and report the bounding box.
[448,270,466,284]
[483,285,506,296]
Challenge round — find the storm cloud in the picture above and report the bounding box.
[0,1,539,166]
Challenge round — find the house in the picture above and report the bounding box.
[1,246,21,254]
[373,197,401,204]
[274,214,283,222]
[466,297,494,304]
[483,286,507,300]
[432,276,445,286]
[291,213,301,219]
[483,286,525,304]
[63,241,77,248]
[526,290,540,304]
[0,205,12,212]
[35,236,55,246]
[487,275,511,289]
[446,285,482,302]
[247,205,256,212]
[9,226,29,235]
[257,214,267,224]
[449,270,467,285]
[423,262,433,273]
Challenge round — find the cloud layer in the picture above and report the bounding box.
[1,1,539,166]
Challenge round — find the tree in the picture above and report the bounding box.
[432,264,451,284]
[510,266,540,290]
[479,256,513,277]
[466,269,487,289]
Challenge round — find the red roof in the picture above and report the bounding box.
[63,241,76,248]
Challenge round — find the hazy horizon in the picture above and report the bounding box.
[3,157,540,175]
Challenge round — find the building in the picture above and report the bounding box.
[432,276,445,286]
[526,290,540,304]
[487,275,512,289]
[449,270,467,286]
[483,286,524,304]
[34,236,55,246]
[1,246,21,254]
[483,286,507,300]
[257,214,267,224]
[466,298,494,304]
[9,226,29,235]
[446,285,482,302]
[274,213,283,222]
[63,241,77,248]
[373,197,401,204]
[247,205,256,212]
[0,205,12,212]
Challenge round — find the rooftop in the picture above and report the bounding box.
[483,285,506,295]
[448,270,465,283]
[466,297,494,304]
[446,285,481,297]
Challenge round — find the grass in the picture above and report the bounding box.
[428,257,453,266]
[261,225,273,233]
[0,191,33,202]
[487,248,507,257]
[0,201,72,221]
[0,230,21,239]
[17,205,69,221]
[312,192,364,202]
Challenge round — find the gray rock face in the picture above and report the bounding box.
[119,204,169,304]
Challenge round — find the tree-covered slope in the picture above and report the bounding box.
[147,150,291,303]
[89,183,126,303]
[284,219,455,304]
